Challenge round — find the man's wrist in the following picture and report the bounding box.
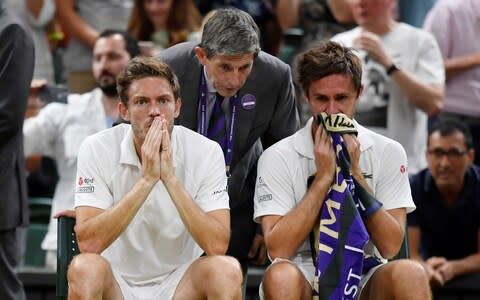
[162,175,179,189]
[386,63,400,76]
[351,168,363,181]
[138,176,158,192]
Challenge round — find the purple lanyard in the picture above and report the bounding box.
[198,67,237,177]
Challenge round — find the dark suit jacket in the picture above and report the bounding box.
[0,5,34,230]
[158,42,299,260]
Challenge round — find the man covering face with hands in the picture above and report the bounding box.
[254,41,430,300]
[68,57,243,300]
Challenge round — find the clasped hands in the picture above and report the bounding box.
[141,116,174,184]
[424,256,456,288]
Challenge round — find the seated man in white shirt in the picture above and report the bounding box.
[67,57,243,299]
[254,41,430,299]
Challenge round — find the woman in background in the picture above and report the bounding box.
[128,0,202,56]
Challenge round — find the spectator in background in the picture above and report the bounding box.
[23,30,140,269]
[55,0,133,93]
[408,118,480,288]
[0,1,35,299]
[157,8,299,276]
[276,0,355,54]
[4,0,56,83]
[423,0,480,166]
[276,0,355,124]
[128,0,202,56]
[332,0,445,174]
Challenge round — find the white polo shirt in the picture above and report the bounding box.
[254,118,415,268]
[75,124,229,285]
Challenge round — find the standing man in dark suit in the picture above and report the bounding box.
[0,1,35,299]
[158,8,299,275]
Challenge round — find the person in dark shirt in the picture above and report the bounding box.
[408,118,480,288]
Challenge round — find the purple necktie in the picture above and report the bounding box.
[207,93,227,152]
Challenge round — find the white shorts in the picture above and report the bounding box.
[112,259,194,300]
[258,256,383,300]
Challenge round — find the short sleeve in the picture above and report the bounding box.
[376,141,416,213]
[74,136,113,210]
[191,143,229,213]
[254,147,296,223]
[415,32,445,85]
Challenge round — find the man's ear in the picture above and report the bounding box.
[174,98,182,118]
[119,102,130,121]
[357,84,364,100]
[467,148,475,166]
[194,46,207,65]
[303,91,309,104]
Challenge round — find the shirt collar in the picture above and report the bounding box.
[202,67,216,94]
[423,169,435,192]
[294,117,315,159]
[424,166,477,200]
[119,125,178,169]
[355,120,374,152]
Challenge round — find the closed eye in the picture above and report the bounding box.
[315,95,329,102]
[334,94,349,101]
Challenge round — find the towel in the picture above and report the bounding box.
[310,113,382,300]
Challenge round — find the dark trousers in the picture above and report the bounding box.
[227,198,257,274]
[0,228,26,300]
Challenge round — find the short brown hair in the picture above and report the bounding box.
[117,57,180,106]
[295,41,362,97]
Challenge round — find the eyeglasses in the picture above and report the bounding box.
[427,148,467,159]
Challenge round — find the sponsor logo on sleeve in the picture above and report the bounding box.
[258,194,272,202]
[76,176,95,193]
[212,185,228,196]
[257,176,266,187]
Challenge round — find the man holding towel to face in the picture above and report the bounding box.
[254,41,430,300]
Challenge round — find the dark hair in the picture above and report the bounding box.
[98,29,141,59]
[117,57,180,106]
[200,8,260,58]
[428,118,473,149]
[295,40,362,97]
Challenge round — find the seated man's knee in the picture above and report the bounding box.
[263,261,306,293]
[362,260,430,300]
[387,259,430,297]
[204,255,243,286]
[68,253,112,284]
[391,259,428,283]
